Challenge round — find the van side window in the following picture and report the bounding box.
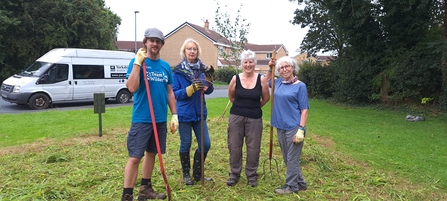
[73,65,105,79]
[55,64,69,82]
[46,64,69,83]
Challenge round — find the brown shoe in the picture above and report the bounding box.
[121,194,133,201]
[138,184,167,200]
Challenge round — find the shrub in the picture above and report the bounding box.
[214,67,238,84]
[299,62,335,99]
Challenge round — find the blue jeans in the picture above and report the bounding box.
[178,121,211,153]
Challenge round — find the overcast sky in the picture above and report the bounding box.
[104,0,308,56]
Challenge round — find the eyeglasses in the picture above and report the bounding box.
[186,47,198,52]
[280,65,292,70]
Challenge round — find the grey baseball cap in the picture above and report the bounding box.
[144,28,165,44]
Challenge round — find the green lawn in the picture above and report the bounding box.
[0,98,446,200]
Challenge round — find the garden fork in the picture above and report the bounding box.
[262,50,279,179]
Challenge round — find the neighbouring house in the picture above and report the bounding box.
[294,52,336,66]
[114,41,144,53]
[245,43,288,73]
[315,55,336,66]
[115,20,289,73]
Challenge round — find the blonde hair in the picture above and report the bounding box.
[180,38,202,59]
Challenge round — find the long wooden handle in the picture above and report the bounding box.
[268,50,277,159]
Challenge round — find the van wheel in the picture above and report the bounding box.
[29,93,51,109]
[116,90,131,103]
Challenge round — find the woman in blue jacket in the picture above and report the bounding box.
[172,38,214,185]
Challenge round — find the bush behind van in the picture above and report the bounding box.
[1,48,135,109]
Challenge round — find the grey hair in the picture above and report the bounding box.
[180,38,202,59]
[240,50,257,64]
[275,56,299,76]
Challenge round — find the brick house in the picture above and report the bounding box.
[114,41,144,53]
[115,20,289,73]
[294,52,336,66]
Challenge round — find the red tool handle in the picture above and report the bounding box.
[142,62,172,200]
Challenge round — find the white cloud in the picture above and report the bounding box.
[104,0,308,56]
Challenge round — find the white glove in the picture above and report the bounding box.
[170,114,179,134]
[134,48,147,66]
[293,126,305,144]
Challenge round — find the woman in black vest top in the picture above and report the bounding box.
[226,50,270,187]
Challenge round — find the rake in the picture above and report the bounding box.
[218,100,231,120]
[262,50,279,179]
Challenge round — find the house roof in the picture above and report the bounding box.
[245,43,287,55]
[218,59,238,66]
[165,21,232,46]
[114,41,144,51]
[165,21,288,55]
[256,60,270,66]
[315,55,337,62]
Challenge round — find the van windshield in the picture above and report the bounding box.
[19,62,52,77]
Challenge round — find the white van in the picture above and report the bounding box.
[1,48,135,109]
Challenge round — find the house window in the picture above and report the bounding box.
[218,46,223,55]
[266,53,272,59]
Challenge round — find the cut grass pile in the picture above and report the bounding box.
[0,98,446,200]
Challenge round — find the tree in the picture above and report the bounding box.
[292,0,444,108]
[290,0,346,56]
[213,1,250,68]
[0,0,121,83]
[441,0,447,111]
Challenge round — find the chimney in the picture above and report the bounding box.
[204,19,209,31]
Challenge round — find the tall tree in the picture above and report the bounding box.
[378,0,434,49]
[0,0,121,83]
[441,0,447,110]
[292,0,443,106]
[376,0,439,103]
[290,0,346,56]
[213,1,250,68]
[0,0,19,78]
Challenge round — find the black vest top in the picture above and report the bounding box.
[230,74,262,119]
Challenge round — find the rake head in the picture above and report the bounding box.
[262,157,280,179]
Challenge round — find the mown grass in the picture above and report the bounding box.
[0,98,446,200]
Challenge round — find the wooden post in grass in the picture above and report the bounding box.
[93,93,105,137]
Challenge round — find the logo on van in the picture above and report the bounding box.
[110,65,128,72]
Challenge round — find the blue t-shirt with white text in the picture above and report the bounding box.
[126,57,173,123]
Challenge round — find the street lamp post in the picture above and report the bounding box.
[134,11,139,53]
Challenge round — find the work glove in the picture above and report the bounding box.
[134,47,147,66]
[204,65,215,83]
[186,80,204,97]
[170,114,178,134]
[293,126,306,144]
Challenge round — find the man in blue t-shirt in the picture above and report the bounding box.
[121,28,178,201]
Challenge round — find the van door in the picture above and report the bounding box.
[72,64,105,100]
[41,63,73,101]
[104,61,128,98]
